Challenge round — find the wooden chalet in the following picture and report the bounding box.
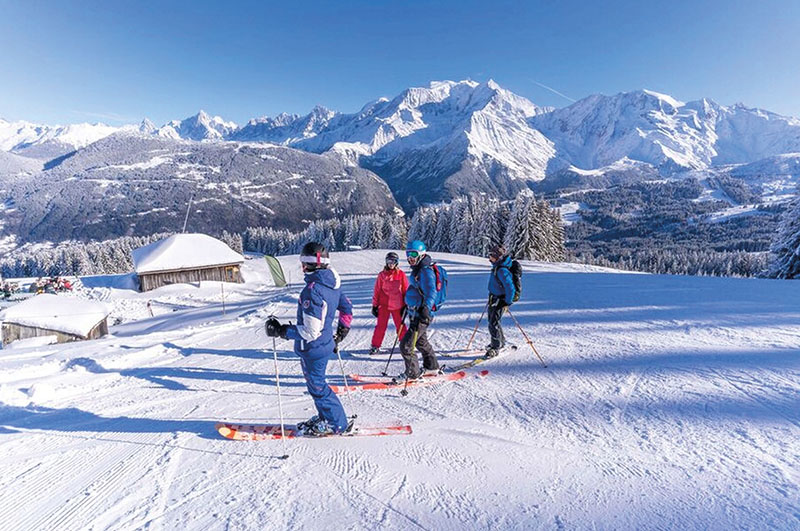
[132,233,245,292]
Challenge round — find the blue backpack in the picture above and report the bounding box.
[430,263,448,311]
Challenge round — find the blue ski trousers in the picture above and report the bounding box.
[298,348,348,432]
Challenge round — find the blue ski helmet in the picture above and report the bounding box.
[406,240,426,254]
[406,240,426,264]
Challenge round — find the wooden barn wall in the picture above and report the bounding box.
[138,265,242,292]
[1,319,108,346]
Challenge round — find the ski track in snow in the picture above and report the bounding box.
[1,250,799,529]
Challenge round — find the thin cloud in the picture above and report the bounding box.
[70,110,140,124]
[530,80,576,103]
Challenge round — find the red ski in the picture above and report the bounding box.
[216,422,412,441]
[332,369,489,393]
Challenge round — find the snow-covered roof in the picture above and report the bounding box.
[132,233,244,274]
[1,294,111,337]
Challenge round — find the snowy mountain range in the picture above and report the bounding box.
[3,80,800,208]
[2,79,800,251]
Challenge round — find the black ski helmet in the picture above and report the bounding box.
[299,241,330,270]
[385,251,399,262]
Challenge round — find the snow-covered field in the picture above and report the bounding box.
[1,250,799,530]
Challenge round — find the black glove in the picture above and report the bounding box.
[371,306,379,318]
[417,304,432,325]
[489,295,509,308]
[265,318,289,339]
[334,323,350,344]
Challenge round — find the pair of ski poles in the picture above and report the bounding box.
[463,299,547,368]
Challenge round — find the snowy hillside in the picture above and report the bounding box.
[0,133,398,243]
[1,251,798,529]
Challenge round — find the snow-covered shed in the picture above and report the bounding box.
[132,233,245,292]
[1,294,111,346]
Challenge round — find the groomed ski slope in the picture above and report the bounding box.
[1,250,799,530]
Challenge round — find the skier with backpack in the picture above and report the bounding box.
[264,242,354,436]
[369,251,409,355]
[398,240,447,381]
[486,245,520,358]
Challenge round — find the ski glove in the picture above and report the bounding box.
[489,295,510,308]
[417,304,432,325]
[334,323,350,344]
[371,305,380,318]
[265,318,289,339]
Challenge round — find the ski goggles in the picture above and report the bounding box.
[385,257,399,265]
[405,250,421,259]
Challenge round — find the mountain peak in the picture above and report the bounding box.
[640,89,684,108]
[138,118,157,134]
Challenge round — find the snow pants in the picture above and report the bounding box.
[297,347,349,432]
[399,320,439,379]
[488,302,507,349]
[371,306,408,348]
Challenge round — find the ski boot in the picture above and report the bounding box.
[422,367,443,377]
[304,418,335,437]
[484,347,500,359]
[392,370,422,384]
[296,415,321,433]
[368,346,381,355]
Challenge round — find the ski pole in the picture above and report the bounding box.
[333,336,357,420]
[463,300,489,353]
[506,308,547,368]
[381,307,407,376]
[271,336,289,459]
[400,328,420,397]
[381,332,401,377]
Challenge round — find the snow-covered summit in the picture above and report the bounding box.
[156,110,238,141]
[287,79,556,206]
[231,105,338,144]
[0,118,121,158]
[532,89,800,174]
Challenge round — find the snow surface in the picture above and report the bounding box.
[556,201,584,225]
[0,294,111,338]
[132,233,244,274]
[0,250,799,529]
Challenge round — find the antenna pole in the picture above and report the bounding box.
[182,193,195,233]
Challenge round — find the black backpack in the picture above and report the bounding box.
[497,259,523,302]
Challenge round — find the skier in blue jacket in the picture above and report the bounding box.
[398,240,441,380]
[265,242,354,436]
[486,245,516,358]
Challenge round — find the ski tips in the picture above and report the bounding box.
[215,422,234,438]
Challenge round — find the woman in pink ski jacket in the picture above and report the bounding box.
[369,252,409,354]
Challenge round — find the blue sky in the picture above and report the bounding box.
[1,0,799,125]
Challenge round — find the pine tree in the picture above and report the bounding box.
[769,195,800,278]
[432,204,451,252]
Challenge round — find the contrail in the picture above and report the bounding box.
[530,80,576,103]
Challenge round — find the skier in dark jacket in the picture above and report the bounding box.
[265,242,354,436]
[486,245,515,358]
[398,240,441,380]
